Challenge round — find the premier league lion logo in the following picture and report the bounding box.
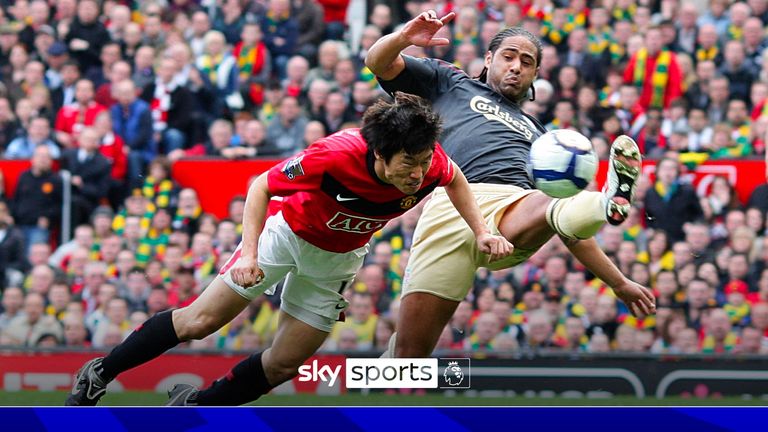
[443,361,464,386]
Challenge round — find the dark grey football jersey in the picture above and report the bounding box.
[379,55,546,189]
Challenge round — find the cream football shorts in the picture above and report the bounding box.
[402,183,540,302]
[219,211,368,332]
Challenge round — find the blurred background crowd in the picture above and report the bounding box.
[1,0,768,357]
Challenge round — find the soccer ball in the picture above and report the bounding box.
[530,129,598,198]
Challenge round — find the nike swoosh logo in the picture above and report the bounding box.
[336,194,358,202]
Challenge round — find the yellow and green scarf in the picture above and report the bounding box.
[199,54,223,84]
[701,332,738,353]
[142,177,173,209]
[634,48,671,109]
[695,46,719,63]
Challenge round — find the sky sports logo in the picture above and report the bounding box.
[297,358,471,389]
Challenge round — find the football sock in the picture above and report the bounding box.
[99,310,180,381]
[195,351,273,406]
[545,191,607,240]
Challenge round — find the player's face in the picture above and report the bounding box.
[378,148,434,195]
[485,36,539,103]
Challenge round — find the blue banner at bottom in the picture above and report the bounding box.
[2,407,760,431]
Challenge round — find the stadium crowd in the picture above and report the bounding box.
[2,0,768,356]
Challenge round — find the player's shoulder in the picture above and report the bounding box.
[405,55,465,76]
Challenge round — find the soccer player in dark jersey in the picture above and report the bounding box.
[65,92,513,406]
[366,11,656,358]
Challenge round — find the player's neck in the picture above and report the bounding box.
[372,159,392,185]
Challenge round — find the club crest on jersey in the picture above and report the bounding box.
[400,195,417,210]
[469,95,534,140]
[327,212,387,234]
[282,155,305,180]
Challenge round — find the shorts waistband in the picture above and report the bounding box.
[434,183,528,196]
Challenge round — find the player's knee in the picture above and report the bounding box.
[175,311,220,340]
[264,359,300,384]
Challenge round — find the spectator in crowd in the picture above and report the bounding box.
[1,292,63,346]
[0,286,25,333]
[293,0,326,63]
[111,80,153,184]
[261,0,298,81]
[54,78,105,149]
[4,116,60,159]
[265,95,308,156]
[60,127,112,227]
[65,0,109,74]
[0,199,26,286]
[645,158,703,243]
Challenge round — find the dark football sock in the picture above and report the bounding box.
[195,351,274,406]
[98,310,181,381]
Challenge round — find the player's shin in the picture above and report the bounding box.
[194,351,273,406]
[545,191,607,241]
[99,310,181,381]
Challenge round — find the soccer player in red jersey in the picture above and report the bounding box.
[66,92,513,406]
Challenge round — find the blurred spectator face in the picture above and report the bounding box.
[352,81,373,105]
[727,254,749,280]
[1,286,24,315]
[452,300,473,328]
[744,18,765,49]
[209,121,233,149]
[480,20,500,49]
[102,324,124,347]
[540,45,559,75]
[656,271,678,298]
[24,293,45,324]
[672,327,699,353]
[147,288,170,314]
[475,312,501,345]
[48,284,71,312]
[61,63,81,87]
[116,251,137,277]
[191,11,210,37]
[124,22,142,47]
[144,15,163,38]
[240,24,262,46]
[114,79,137,107]
[672,242,693,268]
[63,315,87,346]
[28,117,51,143]
[78,127,100,152]
[617,241,637,267]
[565,316,585,346]
[687,109,707,133]
[707,309,731,341]
[526,311,552,345]
[29,264,54,295]
[286,55,309,84]
[216,220,237,248]
[594,295,617,323]
[730,2,751,26]
[686,280,711,309]
[75,79,95,105]
[370,5,391,30]
[543,255,567,283]
[308,79,331,108]
[350,294,374,323]
[477,287,496,312]
[372,242,392,268]
[109,5,131,30]
[28,242,51,266]
[318,42,340,71]
[179,189,200,213]
[454,42,477,70]
[100,44,121,68]
[100,236,122,263]
[655,159,679,186]
[557,66,578,90]
[135,46,156,70]
[77,0,99,24]
[110,61,131,84]
[126,271,148,296]
[278,97,301,122]
[727,99,748,125]
[563,272,585,298]
[731,227,755,255]
[337,328,358,351]
[10,45,29,71]
[325,92,347,118]
[130,311,148,329]
[163,245,184,271]
[697,262,720,288]
[242,120,266,146]
[567,29,587,52]
[97,283,117,309]
[334,60,356,88]
[24,61,45,85]
[578,288,598,316]
[360,26,382,51]
[600,225,623,254]
[739,327,763,353]
[709,78,730,104]
[491,300,511,328]
[191,232,213,257]
[588,333,610,352]
[746,208,764,233]
[615,325,636,351]
[685,223,710,253]
[696,61,716,84]
[269,0,291,16]
[553,101,574,124]
[725,210,746,235]
[753,303,768,330]
[301,121,324,146]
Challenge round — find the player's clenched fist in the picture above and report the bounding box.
[476,233,514,263]
[230,256,265,288]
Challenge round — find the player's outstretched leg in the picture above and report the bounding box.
[167,311,330,406]
[66,278,250,406]
[394,293,460,358]
[603,135,642,225]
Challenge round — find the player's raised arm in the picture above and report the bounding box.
[565,238,656,318]
[443,162,514,262]
[230,173,271,288]
[365,10,455,81]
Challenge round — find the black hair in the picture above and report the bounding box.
[476,26,543,84]
[361,92,442,163]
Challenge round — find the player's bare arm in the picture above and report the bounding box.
[230,173,271,287]
[443,162,513,262]
[565,237,656,318]
[365,10,455,81]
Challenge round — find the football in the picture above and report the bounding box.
[529,129,598,198]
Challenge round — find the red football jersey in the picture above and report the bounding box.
[267,128,455,252]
